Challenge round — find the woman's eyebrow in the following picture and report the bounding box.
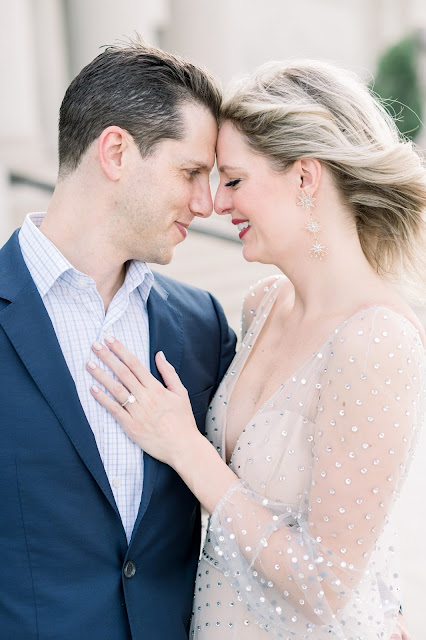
[218,164,244,173]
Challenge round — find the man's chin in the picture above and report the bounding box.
[156,254,174,266]
[150,246,175,266]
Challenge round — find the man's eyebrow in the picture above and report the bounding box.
[181,160,212,171]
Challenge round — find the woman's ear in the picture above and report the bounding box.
[298,158,322,194]
[97,126,129,181]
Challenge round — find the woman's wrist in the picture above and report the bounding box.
[172,430,238,514]
[170,428,206,475]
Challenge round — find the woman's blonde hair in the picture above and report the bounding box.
[221,59,426,300]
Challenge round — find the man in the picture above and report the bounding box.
[0,41,236,639]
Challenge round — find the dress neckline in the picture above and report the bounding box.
[220,283,424,465]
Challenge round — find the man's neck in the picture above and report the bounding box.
[39,211,127,312]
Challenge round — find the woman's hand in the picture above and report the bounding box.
[86,336,238,514]
[87,336,202,468]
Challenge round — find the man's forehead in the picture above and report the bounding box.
[165,103,217,170]
[179,103,217,139]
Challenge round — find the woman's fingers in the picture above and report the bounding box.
[90,341,141,397]
[90,384,134,431]
[87,346,197,465]
[87,359,137,407]
[91,338,155,391]
[91,339,186,404]
[155,351,188,397]
[105,336,160,388]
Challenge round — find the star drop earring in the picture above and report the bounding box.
[297,190,327,259]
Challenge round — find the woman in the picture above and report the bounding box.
[87,60,425,639]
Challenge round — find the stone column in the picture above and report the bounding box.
[64,0,169,77]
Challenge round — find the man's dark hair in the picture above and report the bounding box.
[58,38,222,176]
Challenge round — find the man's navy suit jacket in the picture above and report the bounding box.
[0,231,236,640]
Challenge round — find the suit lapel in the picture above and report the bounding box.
[0,233,119,518]
[130,279,184,540]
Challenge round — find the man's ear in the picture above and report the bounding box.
[297,158,322,194]
[98,126,129,181]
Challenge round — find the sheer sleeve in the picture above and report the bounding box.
[208,307,425,638]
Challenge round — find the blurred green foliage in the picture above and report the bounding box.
[372,34,423,140]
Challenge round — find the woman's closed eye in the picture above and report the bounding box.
[225,178,241,188]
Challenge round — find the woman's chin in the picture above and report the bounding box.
[241,246,257,262]
[241,240,260,262]
[241,244,269,265]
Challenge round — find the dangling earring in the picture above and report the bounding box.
[297,190,327,259]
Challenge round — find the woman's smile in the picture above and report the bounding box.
[232,218,252,239]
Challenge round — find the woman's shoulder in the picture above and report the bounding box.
[241,275,293,337]
[377,302,425,347]
[327,303,425,377]
[337,300,425,349]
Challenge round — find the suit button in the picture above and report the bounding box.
[123,561,136,579]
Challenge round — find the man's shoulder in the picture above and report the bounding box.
[150,271,236,376]
[152,271,214,304]
[0,229,32,302]
[0,228,21,257]
[149,271,229,330]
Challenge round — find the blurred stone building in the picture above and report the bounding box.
[2,0,426,238]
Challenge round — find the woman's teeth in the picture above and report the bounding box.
[237,221,251,231]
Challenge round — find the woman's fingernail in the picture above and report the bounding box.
[91,384,100,393]
[105,335,115,344]
[87,360,97,370]
[93,341,103,351]
[158,351,166,360]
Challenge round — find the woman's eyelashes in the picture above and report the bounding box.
[225,178,241,187]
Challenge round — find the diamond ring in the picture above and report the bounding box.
[121,394,136,408]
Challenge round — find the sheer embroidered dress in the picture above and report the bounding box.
[190,278,425,639]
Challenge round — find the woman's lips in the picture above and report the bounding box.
[239,225,251,240]
[232,218,251,240]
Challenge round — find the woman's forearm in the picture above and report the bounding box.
[172,432,238,514]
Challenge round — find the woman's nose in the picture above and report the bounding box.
[214,185,232,216]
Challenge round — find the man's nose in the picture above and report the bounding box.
[191,182,213,218]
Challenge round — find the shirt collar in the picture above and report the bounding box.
[19,213,74,298]
[124,259,154,302]
[19,212,154,301]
